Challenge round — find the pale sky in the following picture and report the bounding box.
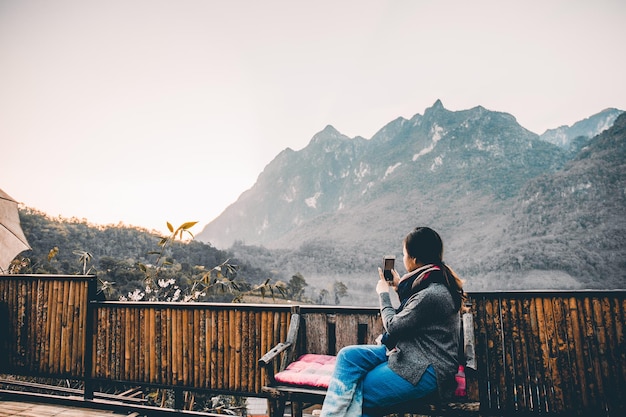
[1,0,625,236]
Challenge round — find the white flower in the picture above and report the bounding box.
[127,289,145,301]
[158,278,175,288]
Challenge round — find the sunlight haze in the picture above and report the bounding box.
[1,0,624,235]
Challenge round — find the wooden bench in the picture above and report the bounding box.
[259,292,626,417]
[259,305,479,417]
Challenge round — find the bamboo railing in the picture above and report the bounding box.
[0,275,94,377]
[92,302,293,393]
[0,275,625,415]
[472,291,626,414]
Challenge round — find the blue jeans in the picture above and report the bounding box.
[320,345,437,417]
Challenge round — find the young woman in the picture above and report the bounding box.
[320,227,465,417]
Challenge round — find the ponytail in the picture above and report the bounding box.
[440,262,466,311]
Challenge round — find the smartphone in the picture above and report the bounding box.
[382,256,395,282]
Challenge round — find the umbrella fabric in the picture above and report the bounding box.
[0,189,31,272]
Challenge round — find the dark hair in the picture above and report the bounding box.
[404,227,465,309]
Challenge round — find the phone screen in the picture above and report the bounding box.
[383,256,395,282]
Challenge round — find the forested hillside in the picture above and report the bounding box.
[13,209,276,301]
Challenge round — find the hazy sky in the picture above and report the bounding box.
[1,0,625,235]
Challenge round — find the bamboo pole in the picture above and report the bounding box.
[109,307,116,380]
[484,297,499,409]
[514,298,530,410]
[260,310,268,390]
[545,297,563,412]
[13,281,19,367]
[79,281,88,375]
[179,308,186,385]
[205,308,211,389]
[614,299,626,392]
[164,308,171,384]
[591,298,607,406]
[59,280,69,373]
[194,309,201,388]
[119,306,126,379]
[105,307,112,380]
[48,281,57,366]
[106,305,113,379]
[507,298,523,410]
[501,298,516,411]
[173,309,181,384]
[124,307,131,381]
[564,297,584,410]
[533,297,549,411]
[151,308,159,384]
[69,282,80,375]
[133,307,140,381]
[217,309,224,389]
[521,297,538,411]
[149,308,157,383]
[13,280,20,364]
[34,279,44,370]
[552,297,573,411]
[580,297,598,409]
[118,307,124,379]
[230,309,238,390]
[253,310,261,392]
[93,307,101,378]
[210,308,218,389]
[224,308,231,390]
[235,310,244,391]
[601,297,620,410]
[25,280,34,369]
[249,309,257,392]
[185,307,193,385]
[474,297,489,408]
[138,308,145,382]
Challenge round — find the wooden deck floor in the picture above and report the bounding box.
[0,399,139,417]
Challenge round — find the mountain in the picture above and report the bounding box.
[539,108,623,150]
[196,102,626,292]
[198,101,565,246]
[486,113,626,289]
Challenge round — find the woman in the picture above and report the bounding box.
[320,227,465,417]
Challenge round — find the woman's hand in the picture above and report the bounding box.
[376,267,399,294]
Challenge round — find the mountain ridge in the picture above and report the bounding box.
[196,102,625,291]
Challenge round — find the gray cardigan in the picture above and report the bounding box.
[379,282,460,398]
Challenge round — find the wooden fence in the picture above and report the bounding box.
[0,274,625,415]
[92,302,293,393]
[0,275,93,377]
[471,291,626,414]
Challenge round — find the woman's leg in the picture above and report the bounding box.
[320,345,388,417]
[362,364,437,410]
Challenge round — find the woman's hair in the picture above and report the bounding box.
[404,226,466,309]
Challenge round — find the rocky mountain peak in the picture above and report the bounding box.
[310,125,347,144]
[540,108,623,149]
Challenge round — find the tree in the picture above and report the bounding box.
[333,280,348,305]
[288,273,308,301]
[316,289,330,305]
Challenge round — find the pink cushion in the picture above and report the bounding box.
[274,354,336,388]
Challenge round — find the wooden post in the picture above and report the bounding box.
[83,275,97,400]
[174,387,184,410]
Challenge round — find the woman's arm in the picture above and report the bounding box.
[381,285,451,337]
